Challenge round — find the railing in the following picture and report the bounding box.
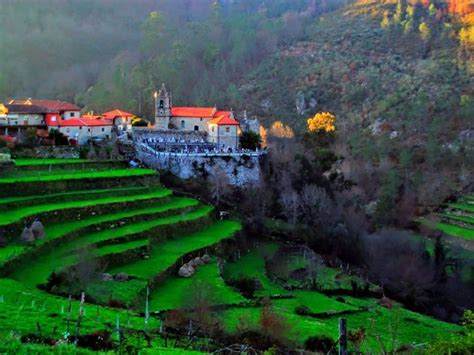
[137,143,266,157]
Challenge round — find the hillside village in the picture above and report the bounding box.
[0,84,261,153]
[0,0,472,353]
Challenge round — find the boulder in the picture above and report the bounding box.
[178,264,195,278]
[193,257,205,267]
[30,219,46,240]
[295,91,306,115]
[201,254,211,264]
[101,273,114,282]
[20,227,35,244]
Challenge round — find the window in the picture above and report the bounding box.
[194,125,199,131]
[200,118,202,122]
[66,128,70,133]
[79,126,82,130]
[225,127,230,133]
[70,112,75,118]
[159,100,164,109]
[211,127,215,133]
[181,120,185,129]
[88,128,91,132]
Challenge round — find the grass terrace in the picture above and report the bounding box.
[0,168,156,184]
[110,220,241,280]
[10,205,214,287]
[420,194,474,242]
[149,259,245,312]
[0,188,172,226]
[13,158,88,166]
[0,186,150,207]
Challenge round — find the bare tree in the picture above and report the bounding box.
[279,188,301,227]
[209,165,231,207]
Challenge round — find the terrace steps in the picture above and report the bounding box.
[421,195,474,243]
[0,197,199,268]
[9,205,214,286]
[0,186,152,211]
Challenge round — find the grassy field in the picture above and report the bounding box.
[14,158,88,166]
[10,206,214,286]
[45,197,199,241]
[0,186,150,206]
[223,242,288,297]
[0,160,462,352]
[448,203,474,213]
[150,260,245,312]
[0,188,172,226]
[109,220,241,279]
[0,168,156,184]
[420,195,474,242]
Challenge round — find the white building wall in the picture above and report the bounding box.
[5,114,44,126]
[58,125,112,145]
[62,111,81,119]
[170,117,212,132]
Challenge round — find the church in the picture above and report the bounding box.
[154,84,241,150]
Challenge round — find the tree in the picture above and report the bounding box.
[419,22,431,43]
[393,0,404,24]
[269,121,294,139]
[307,112,336,133]
[209,165,231,207]
[259,301,288,345]
[239,131,262,150]
[279,187,301,227]
[381,12,391,30]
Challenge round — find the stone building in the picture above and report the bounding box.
[154,83,241,150]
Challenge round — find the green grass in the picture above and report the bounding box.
[0,278,159,339]
[436,222,474,240]
[440,213,474,225]
[0,244,27,266]
[149,260,245,312]
[45,197,199,241]
[447,203,474,213]
[10,206,214,287]
[219,296,460,350]
[13,158,88,166]
[0,188,172,226]
[223,242,287,297]
[94,239,149,258]
[1,197,198,268]
[0,186,149,206]
[109,220,241,279]
[0,168,155,184]
[83,279,148,308]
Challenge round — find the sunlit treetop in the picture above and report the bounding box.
[307,112,336,133]
[270,121,294,138]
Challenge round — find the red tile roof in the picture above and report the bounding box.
[0,135,15,143]
[171,107,216,118]
[102,109,135,120]
[208,112,239,126]
[47,117,112,127]
[5,104,53,114]
[9,100,80,112]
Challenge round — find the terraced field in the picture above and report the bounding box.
[0,159,242,352]
[421,195,474,242]
[0,159,462,352]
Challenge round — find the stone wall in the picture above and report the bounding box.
[137,148,263,186]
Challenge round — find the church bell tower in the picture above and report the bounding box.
[154,83,172,130]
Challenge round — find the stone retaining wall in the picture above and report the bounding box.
[137,149,263,186]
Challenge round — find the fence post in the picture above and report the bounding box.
[339,318,348,355]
